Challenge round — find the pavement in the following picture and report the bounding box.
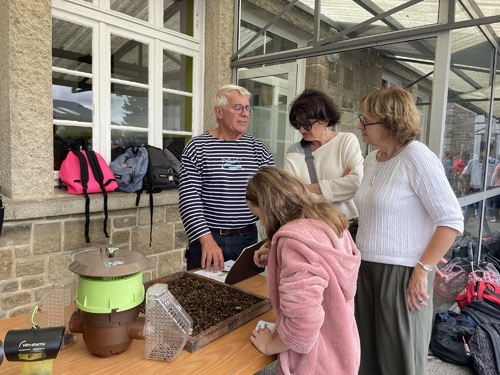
[257,355,474,374]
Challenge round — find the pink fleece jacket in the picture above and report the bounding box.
[268,218,361,375]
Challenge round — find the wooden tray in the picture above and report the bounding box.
[144,271,271,352]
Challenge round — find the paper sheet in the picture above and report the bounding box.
[193,260,235,283]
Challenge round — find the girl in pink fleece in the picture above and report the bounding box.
[246,166,361,375]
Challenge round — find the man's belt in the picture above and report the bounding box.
[209,224,255,236]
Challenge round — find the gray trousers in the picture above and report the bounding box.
[355,261,435,375]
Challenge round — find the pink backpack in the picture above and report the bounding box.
[60,149,117,242]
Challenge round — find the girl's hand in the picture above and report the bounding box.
[250,326,273,355]
[253,242,270,268]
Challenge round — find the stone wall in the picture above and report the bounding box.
[203,0,235,131]
[0,0,53,200]
[0,191,187,319]
[444,102,477,158]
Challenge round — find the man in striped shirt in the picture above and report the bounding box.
[179,84,275,272]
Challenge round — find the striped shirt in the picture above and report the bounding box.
[179,132,274,243]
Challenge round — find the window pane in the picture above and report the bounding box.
[163,136,187,156]
[163,50,193,92]
[52,19,92,74]
[240,20,299,58]
[52,76,93,122]
[238,66,293,168]
[110,1,148,22]
[111,129,148,160]
[164,0,194,37]
[162,93,192,132]
[111,84,148,128]
[111,35,148,84]
[445,24,495,243]
[53,125,93,170]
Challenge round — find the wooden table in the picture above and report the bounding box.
[0,275,276,375]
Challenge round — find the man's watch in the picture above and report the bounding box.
[418,261,433,272]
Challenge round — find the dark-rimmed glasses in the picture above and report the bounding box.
[233,104,254,114]
[358,114,382,130]
[290,119,318,131]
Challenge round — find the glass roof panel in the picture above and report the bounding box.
[448,24,493,118]
[304,0,440,39]
[238,1,498,64]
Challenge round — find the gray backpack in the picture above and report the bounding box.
[110,146,148,193]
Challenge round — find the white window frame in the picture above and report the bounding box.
[52,0,204,162]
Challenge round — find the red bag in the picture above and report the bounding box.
[456,281,500,310]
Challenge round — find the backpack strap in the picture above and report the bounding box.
[144,146,156,247]
[72,149,91,243]
[86,150,110,239]
[300,139,318,183]
[148,189,154,247]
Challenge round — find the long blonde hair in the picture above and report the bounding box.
[246,166,348,240]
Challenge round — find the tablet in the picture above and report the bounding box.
[225,239,267,285]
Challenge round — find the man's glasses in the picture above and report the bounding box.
[290,119,318,131]
[233,104,254,114]
[358,114,382,130]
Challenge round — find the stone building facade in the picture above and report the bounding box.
[0,0,237,319]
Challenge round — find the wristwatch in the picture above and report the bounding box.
[418,261,433,272]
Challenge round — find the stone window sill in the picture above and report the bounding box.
[2,188,179,221]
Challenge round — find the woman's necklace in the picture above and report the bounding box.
[371,165,378,186]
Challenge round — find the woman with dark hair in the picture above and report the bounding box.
[246,166,360,375]
[354,87,464,375]
[284,88,364,223]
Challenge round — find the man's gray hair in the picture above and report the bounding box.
[215,84,252,108]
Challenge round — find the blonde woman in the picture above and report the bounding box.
[354,87,464,375]
[246,166,360,375]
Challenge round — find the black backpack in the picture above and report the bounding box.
[429,311,475,366]
[141,145,176,193]
[136,145,176,246]
[163,147,181,187]
[462,300,500,325]
[469,322,500,375]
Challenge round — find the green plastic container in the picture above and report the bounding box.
[75,272,145,314]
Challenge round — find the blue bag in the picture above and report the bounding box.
[110,146,149,193]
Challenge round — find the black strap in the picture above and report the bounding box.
[143,146,156,247]
[73,150,91,243]
[148,190,154,247]
[86,150,110,239]
[300,139,318,183]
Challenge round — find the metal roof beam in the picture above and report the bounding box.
[231,13,500,68]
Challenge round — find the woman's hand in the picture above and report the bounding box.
[407,266,430,312]
[406,258,448,311]
[253,242,270,268]
[435,257,448,281]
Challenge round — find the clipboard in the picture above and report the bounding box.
[224,239,267,285]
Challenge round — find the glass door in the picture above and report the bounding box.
[237,62,300,167]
